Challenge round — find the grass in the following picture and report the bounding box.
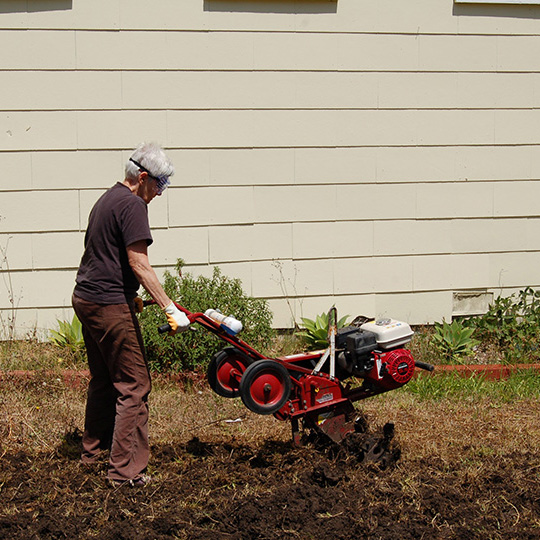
[0,340,86,372]
[2,369,540,457]
[402,369,540,402]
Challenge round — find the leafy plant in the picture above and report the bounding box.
[431,319,478,363]
[49,314,86,360]
[297,310,349,349]
[468,287,540,363]
[139,260,275,372]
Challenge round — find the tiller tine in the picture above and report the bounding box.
[357,423,395,463]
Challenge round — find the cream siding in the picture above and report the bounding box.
[1,0,540,336]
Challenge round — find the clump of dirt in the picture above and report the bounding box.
[1,424,539,540]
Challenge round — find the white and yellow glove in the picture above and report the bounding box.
[163,302,190,335]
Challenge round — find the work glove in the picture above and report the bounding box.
[163,302,190,335]
[133,296,144,313]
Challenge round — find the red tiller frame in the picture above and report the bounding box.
[143,300,425,445]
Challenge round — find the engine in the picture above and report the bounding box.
[336,318,415,389]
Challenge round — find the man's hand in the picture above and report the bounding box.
[163,302,190,335]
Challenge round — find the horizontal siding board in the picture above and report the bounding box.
[30,150,124,190]
[2,71,123,111]
[208,223,294,263]
[2,0,540,37]
[3,146,539,193]
[253,185,336,223]
[489,252,540,288]
[292,221,374,260]
[0,269,76,309]
[413,254,491,292]
[0,233,33,271]
[374,220,453,256]
[338,184,417,221]
[4,108,540,152]
[32,231,84,270]
[4,0,540,38]
[149,227,209,267]
[168,186,254,227]
[493,181,540,217]
[451,218,535,253]
[252,259,334,298]
[252,223,293,261]
[77,110,168,150]
[0,191,79,233]
[416,182,495,219]
[3,30,540,72]
[0,111,78,151]
[0,30,76,69]
[121,71,380,111]
[0,152,32,190]
[373,291,453,325]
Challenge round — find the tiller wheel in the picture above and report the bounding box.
[207,347,252,398]
[239,360,292,415]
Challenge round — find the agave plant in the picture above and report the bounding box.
[297,310,350,349]
[432,318,478,363]
[50,314,85,357]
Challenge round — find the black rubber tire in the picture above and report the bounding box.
[207,347,252,398]
[239,360,292,415]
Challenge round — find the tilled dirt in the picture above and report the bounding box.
[1,426,539,540]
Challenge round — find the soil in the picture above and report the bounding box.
[1,424,539,540]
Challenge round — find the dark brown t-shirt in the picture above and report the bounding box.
[74,182,153,304]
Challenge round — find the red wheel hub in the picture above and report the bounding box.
[216,359,244,393]
[248,368,287,406]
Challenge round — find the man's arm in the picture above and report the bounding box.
[126,240,171,309]
[127,240,190,334]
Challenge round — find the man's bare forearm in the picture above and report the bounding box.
[127,241,172,309]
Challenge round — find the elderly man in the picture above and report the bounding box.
[72,142,189,487]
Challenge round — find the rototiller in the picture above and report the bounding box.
[155,302,433,448]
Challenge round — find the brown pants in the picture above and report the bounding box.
[72,294,151,482]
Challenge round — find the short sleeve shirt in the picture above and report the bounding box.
[74,182,153,304]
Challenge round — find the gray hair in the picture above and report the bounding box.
[125,142,175,181]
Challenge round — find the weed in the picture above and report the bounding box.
[0,233,21,341]
[271,259,302,328]
[468,287,540,363]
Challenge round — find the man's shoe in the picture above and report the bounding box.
[109,474,152,488]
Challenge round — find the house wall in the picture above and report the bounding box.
[1,0,540,336]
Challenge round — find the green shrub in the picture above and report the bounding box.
[139,260,275,372]
[431,319,478,364]
[297,310,349,349]
[468,287,540,363]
